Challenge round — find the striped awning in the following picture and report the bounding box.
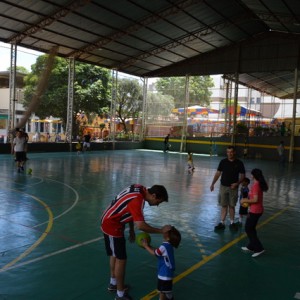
[221,105,262,116]
[172,105,219,115]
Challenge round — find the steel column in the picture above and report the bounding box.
[289,67,298,162]
[66,57,75,149]
[231,73,239,145]
[110,69,118,150]
[180,75,189,152]
[8,43,17,143]
[141,77,148,141]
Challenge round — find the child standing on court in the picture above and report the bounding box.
[142,226,181,300]
[75,139,82,154]
[187,151,195,173]
[238,177,250,225]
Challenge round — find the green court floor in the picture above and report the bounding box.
[0,149,299,300]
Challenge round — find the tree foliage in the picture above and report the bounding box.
[155,76,214,107]
[7,66,29,74]
[146,92,175,119]
[23,55,111,129]
[115,78,143,133]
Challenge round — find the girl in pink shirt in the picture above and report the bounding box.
[241,168,268,258]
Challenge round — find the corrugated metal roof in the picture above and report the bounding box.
[0,0,300,98]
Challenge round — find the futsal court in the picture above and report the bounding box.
[0,149,299,300]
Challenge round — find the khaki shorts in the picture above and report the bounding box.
[218,185,238,207]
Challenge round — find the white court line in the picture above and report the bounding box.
[294,292,300,299]
[33,178,80,227]
[0,236,103,273]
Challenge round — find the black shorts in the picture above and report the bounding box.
[15,151,26,162]
[157,279,173,293]
[104,234,127,260]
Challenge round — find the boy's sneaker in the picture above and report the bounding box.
[108,284,117,292]
[115,293,132,300]
[252,250,265,258]
[108,284,129,292]
[214,222,225,230]
[236,221,243,227]
[241,246,253,252]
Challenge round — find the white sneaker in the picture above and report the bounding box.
[241,246,253,252]
[252,250,265,258]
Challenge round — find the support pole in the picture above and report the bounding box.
[289,67,298,162]
[141,77,148,141]
[110,69,118,150]
[231,73,239,145]
[180,75,189,152]
[224,79,229,134]
[66,57,75,150]
[8,42,17,142]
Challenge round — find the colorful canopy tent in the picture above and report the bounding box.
[31,118,62,123]
[172,105,219,115]
[220,105,262,116]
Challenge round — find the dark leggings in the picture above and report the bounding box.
[245,212,264,252]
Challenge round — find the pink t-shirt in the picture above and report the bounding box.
[249,181,264,214]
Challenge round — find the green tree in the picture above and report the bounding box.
[146,92,175,119]
[23,55,111,135]
[115,78,143,134]
[155,76,214,107]
[7,66,29,74]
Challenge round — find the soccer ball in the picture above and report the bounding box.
[135,232,151,247]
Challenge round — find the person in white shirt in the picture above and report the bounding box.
[11,130,27,173]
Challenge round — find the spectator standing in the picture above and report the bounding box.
[210,146,245,231]
[241,168,268,257]
[277,140,285,165]
[280,122,286,136]
[163,134,170,152]
[83,132,91,152]
[11,130,27,173]
[19,128,29,161]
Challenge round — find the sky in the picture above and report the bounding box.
[0,41,147,85]
[0,41,143,82]
[0,42,41,72]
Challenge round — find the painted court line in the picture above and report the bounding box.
[141,206,290,300]
[0,237,103,273]
[0,194,54,272]
[33,178,80,228]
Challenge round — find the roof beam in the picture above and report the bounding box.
[115,14,251,70]
[8,0,91,44]
[69,0,199,58]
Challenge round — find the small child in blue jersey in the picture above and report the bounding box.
[142,226,181,300]
[238,177,250,225]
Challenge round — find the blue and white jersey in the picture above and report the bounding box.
[155,242,175,280]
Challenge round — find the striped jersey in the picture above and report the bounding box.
[101,184,146,237]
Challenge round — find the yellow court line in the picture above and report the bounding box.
[0,194,54,272]
[141,206,289,300]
